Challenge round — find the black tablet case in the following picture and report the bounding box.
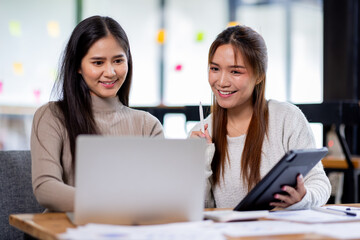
[234,147,328,211]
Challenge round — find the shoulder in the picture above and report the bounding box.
[122,106,161,124]
[268,99,307,122]
[268,99,303,115]
[32,101,65,135]
[122,106,164,136]
[33,102,60,123]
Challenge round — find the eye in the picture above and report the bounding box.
[114,58,124,64]
[210,66,219,71]
[231,70,243,75]
[93,61,103,66]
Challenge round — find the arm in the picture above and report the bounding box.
[143,112,164,138]
[189,123,215,208]
[270,104,331,209]
[31,104,75,212]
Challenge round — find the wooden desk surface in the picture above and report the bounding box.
[322,156,360,169]
[10,204,360,240]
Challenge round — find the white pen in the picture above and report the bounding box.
[199,101,205,133]
[311,206,357,217]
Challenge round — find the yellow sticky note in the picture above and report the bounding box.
[47,21,60,38]
[157,29,166,44]
[9,21,22,36]
[13,62,24,75]
[227,21,240,27]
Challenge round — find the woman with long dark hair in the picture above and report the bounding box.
[191,25,330,209]
[31,16,163,212]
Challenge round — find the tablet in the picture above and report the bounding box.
[234,147,328,211]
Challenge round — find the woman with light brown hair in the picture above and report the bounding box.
[191,25,330,209]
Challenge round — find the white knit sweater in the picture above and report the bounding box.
[190,99,331,209]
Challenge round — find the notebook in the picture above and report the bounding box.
[74,135,207,225]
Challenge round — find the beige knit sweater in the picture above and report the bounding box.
[31,95,164,212]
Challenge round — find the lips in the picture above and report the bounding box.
[218,89,237,97]
[99,79,118,88]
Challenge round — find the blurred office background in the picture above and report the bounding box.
[0,0,352,150]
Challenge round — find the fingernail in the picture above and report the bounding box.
[299,174,303,179]
[282,186,286,191]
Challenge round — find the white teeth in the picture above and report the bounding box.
[219,90,234,95]
[101,80,117,85]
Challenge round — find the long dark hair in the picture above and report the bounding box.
[209,25,268,191]
[53,15,133,163]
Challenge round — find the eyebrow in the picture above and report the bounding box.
[210,62,246,69]
[89,54,125,60]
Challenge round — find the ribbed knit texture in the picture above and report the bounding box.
[31,95,164,212]
[190,99,331,209]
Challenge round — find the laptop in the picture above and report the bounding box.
[74,135,207,225]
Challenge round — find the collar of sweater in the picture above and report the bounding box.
[91,95,124,113]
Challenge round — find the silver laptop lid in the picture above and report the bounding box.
[74,136,206,225]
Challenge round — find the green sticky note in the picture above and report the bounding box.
[196,31,205,42]
[9,21,22,36]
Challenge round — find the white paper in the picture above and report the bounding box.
[214,220,313,237]
[58,221,226,240]
[267,207,360,223]
[312,222,360,239]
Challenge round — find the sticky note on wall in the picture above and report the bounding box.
[157,29,166,44]
[13,62,24,75]
[196,31,205,42]
[47,21,60,38]
[9,21,22,36]
[227,21,240,27]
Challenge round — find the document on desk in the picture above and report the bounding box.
[58,221,226,240]
[312,222,360,239]
[267,206,360,223]
[215,220,313,237]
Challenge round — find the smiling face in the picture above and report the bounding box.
[78,34,128,98]
[208,44,257,111]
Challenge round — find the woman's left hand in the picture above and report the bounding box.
[269,174,306,208]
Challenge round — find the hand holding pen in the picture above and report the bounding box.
[190,102,212,144]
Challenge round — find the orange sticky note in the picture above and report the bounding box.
[13,62,24,75]
[157,29,166,44]
[47,21,60,38]
[9,21,22,36]
[227,21,240,27]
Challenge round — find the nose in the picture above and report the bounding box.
[218,72,230,87]
[104,63,116,78]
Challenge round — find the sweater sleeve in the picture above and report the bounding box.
[281,103,331,210]
[31,104,75,212]
[188,121,215,208]
[143,112,164,138]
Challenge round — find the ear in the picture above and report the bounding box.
[78,69,82,75]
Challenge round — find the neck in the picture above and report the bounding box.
[226,100,254,137]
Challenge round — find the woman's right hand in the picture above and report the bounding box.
[190,123,212,144]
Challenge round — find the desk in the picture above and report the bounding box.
[322,156,360,169]
[9,205,360,240]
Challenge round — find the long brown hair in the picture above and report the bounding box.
[209,25,268,191]
[52,16,133,163]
